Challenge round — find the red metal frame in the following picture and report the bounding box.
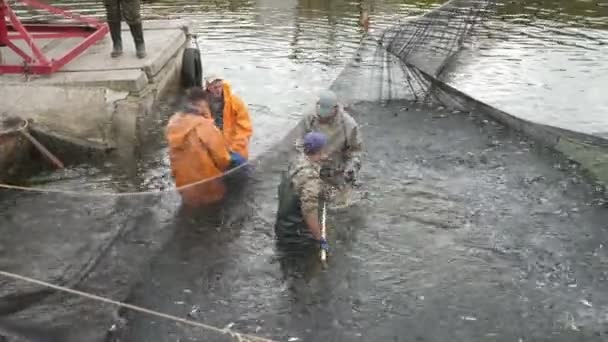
[0,0,108,75]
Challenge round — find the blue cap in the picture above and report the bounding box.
[303,132,327,154]
[317,90,338,118]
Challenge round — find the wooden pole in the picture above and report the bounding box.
[320,202,327,262]
[20,130,64,169]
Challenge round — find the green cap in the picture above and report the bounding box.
[317,90,338,118]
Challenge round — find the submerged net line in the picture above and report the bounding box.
[0,158,255,197]
[0,270,277,342]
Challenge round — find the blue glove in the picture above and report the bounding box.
[229,151,246,168]
[319,238,330,252]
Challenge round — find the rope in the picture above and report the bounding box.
[0,159,256,197]
[0,270,278,342]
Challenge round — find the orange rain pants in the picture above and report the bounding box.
[166,112,231,207]
[217,81,253,159]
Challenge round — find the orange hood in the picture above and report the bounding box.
[166,112,210,147]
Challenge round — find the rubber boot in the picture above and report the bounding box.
[129,23,147,59]
[108,21,123,58]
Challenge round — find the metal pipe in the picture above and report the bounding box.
[0,0,8,46]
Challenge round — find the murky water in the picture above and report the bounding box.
[122,101,608,341]
[2,1,608,341]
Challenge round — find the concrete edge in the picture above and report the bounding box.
[144,31,186,79]
[109,43,185,158]
[418,69,608,189]
[146,38,186,86]
[120,19,194,32]
[0,71,149,94]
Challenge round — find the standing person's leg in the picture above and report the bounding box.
[122,0,146,58]
[103,0,123,58]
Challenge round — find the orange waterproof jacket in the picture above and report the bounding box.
[166,112,231,207]
[219,82,253,159]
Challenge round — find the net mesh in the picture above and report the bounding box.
[0,1,498,341]
[331,0,496,106]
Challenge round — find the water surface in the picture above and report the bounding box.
[14,0,607,136]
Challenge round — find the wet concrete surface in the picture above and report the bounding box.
[122,101,608,342]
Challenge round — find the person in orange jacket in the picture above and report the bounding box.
[204,74,253,166]
[166,88,232,208]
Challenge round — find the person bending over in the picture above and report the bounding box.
[275,132,330,253]
[166,88,232,207]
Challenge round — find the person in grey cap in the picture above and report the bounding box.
[297,90,363,196]
[275,132,330,253]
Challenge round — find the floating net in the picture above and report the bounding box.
[0,1,507,341]
[332,0,496,105]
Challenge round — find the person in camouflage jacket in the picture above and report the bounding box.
[296,90,363,187]
[275,132,330,253]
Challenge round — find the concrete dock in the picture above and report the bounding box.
[0,20,192,152]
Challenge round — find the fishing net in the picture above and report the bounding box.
[332,0,496,105]
[0,1,500,341]
[0,148,268,341]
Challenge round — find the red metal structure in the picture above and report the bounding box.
[0,0,108,74]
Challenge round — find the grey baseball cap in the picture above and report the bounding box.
[317,90,338,118]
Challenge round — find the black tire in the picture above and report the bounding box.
[181,47,202,89]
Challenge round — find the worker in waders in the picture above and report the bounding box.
[204,74,253,167]
[166,88,232,209]
[297,90,363,206]
[203,73,254,195]
[275,132,330,254]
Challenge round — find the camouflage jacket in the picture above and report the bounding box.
[275,153,323,240]
[296,107,363,175]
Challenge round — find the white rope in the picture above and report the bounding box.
[0,159,255,197]
[0,270,277,342]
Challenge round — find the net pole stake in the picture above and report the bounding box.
[320,201,327,262]
[20,130,65,169]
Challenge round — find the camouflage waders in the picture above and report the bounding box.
[103,0,146,58]
[275,167,314,246]
[275,154,324,248]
